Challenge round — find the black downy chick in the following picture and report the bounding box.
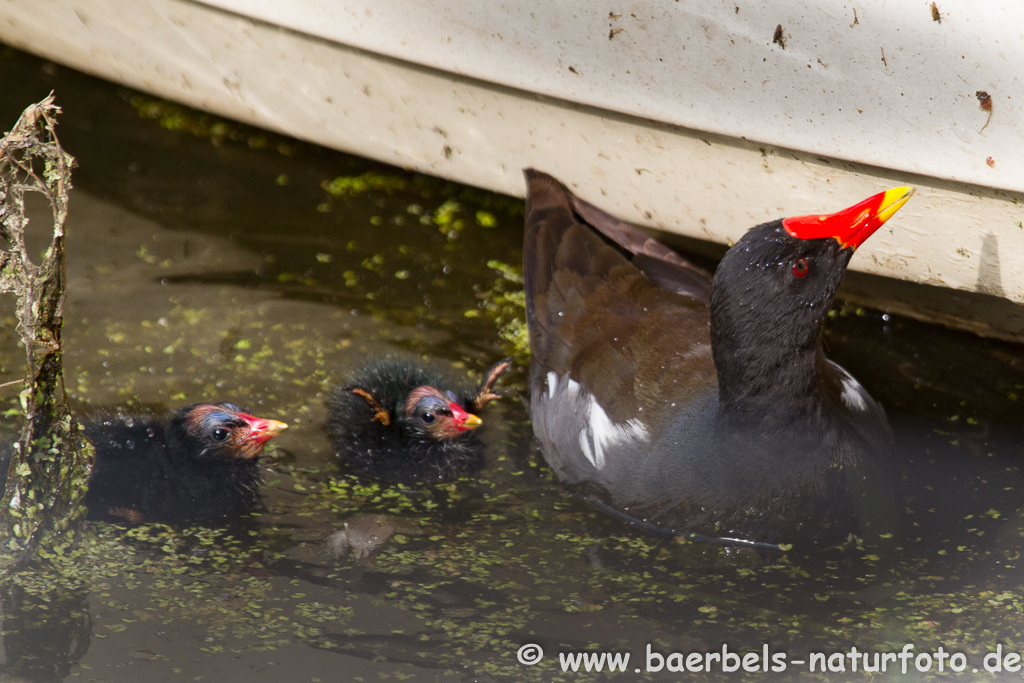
[328,358,511,483]
[68,403,285,523]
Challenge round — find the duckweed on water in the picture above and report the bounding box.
[477,260,529,361]
[1,494,1022,680]
[1,525,359,657]
[128,95,295,155]
[322,172,410,198]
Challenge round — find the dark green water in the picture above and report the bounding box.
[2,45,1024,682]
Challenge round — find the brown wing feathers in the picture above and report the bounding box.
[523,169,716,430]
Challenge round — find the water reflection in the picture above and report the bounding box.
[0,584,90,682]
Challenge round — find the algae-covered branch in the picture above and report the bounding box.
[0,94,93,563]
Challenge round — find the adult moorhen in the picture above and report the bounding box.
[328,357,511,483]
[82,403,287,523]
[523,169,913,547]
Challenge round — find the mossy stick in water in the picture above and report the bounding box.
[0,94,94,564]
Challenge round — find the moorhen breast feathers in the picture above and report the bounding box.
[523,169,912,547]
[328,357,511,483]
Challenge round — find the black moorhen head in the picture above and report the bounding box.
[328,357,511,483]
[523,169,913,547]
[82,403,287,523]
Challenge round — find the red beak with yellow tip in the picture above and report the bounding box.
[782,186,915,250]
[238,412,289,445]
[448,402,482,432]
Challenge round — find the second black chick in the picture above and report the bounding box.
[328,358,511,483]
[82,403,288,523]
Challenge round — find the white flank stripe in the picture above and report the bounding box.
[830,363,869,412]
[840,376,868,411]
[568,378,649,470]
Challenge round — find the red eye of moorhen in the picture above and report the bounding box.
[792,258,809,278]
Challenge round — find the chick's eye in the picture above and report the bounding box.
[792,257,809,278]
[420,413,436,425]
[212,427,231,443]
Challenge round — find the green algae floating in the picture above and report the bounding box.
[0,94,94,565]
